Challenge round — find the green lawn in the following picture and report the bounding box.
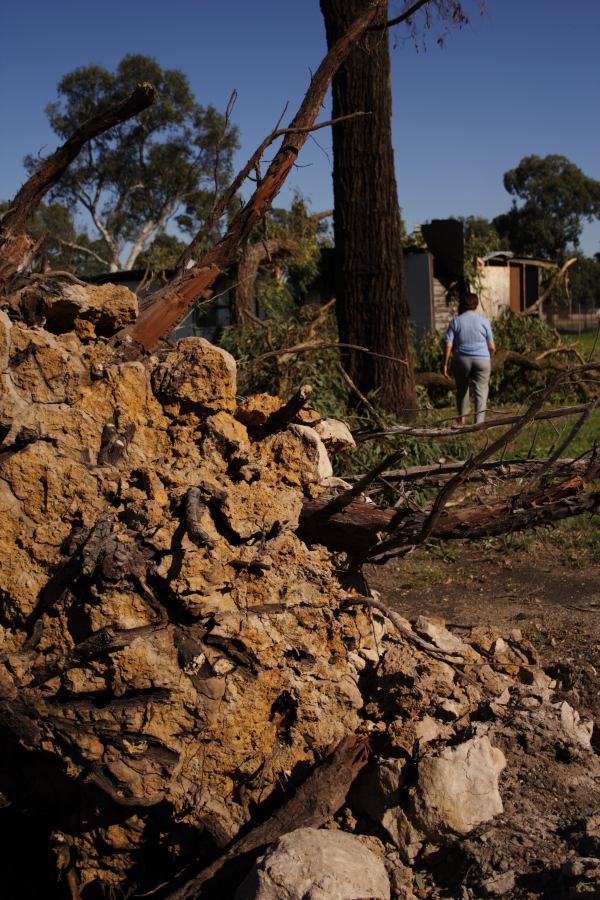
[505,407,600,460]
[562,329,600,361]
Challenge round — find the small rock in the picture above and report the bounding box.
[314,418,356,453]
[480,870,515,896]
[558,701,594,749]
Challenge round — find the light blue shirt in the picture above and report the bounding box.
[446,311,494,359]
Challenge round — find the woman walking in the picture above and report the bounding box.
[443,292,496,424]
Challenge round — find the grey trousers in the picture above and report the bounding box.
[453,355,491,423]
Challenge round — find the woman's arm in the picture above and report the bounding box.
[443,341,453,378]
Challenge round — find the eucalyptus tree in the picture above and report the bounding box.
[494,154,600,262]
[27,54,239,272]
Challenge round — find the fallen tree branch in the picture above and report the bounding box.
[301,481,600,564]
[307,448,407,523]
[0,83,155,285]
[123,2,386,350]
[406,365,597,547]
[355,398,600,442]
[514,396,600,505]
[240,340,408,368]
[175,119,359,280]
[367,484,600,565]
[346,456,589,491]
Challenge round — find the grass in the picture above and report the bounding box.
[500,407,600,460]
[489,513,600,569]
[562,328,600,361]
[406,402,600,463]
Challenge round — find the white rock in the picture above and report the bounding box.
[558,701,594,749]
[414,616,470,656]
[415,715,446,745]
[413,736,506,837]
[314,418,356,453]
[233,827,390,900]
[288,424,333,481]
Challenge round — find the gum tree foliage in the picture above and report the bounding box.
[320,0,481,417]
[26,55,239,272]
[461,216,503,290]
[564,254,600,309]
[494,154,600,262]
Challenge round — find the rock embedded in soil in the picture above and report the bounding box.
[233,827,391,900]
[411,735,506,838]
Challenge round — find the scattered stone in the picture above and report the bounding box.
[480,870,516,896]
[233,827,391,900]
[412,736,506,838]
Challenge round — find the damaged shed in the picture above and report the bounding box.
[404,219,558,337]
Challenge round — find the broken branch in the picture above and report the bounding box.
[0,83,155,284]
[123,2,386,350]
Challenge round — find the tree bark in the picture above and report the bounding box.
[320,0,416,417]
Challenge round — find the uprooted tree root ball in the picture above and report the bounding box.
[1,282,599,899]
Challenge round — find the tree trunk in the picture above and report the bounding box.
[320,0,416,417]
[234,239,285,325]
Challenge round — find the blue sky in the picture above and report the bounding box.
[2,0,600,254]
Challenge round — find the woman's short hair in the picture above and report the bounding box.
[459,292,479,312]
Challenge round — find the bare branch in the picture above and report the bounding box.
[173,111,368,279]
[56,238,111,269]
[370,0,432,31]
[241,340,408,368]
[355,398,600,442]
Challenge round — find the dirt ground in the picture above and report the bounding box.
[368,533,600,899]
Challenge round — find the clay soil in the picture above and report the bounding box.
[368,528,600,899]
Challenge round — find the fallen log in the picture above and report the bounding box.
[300,483,600,562]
